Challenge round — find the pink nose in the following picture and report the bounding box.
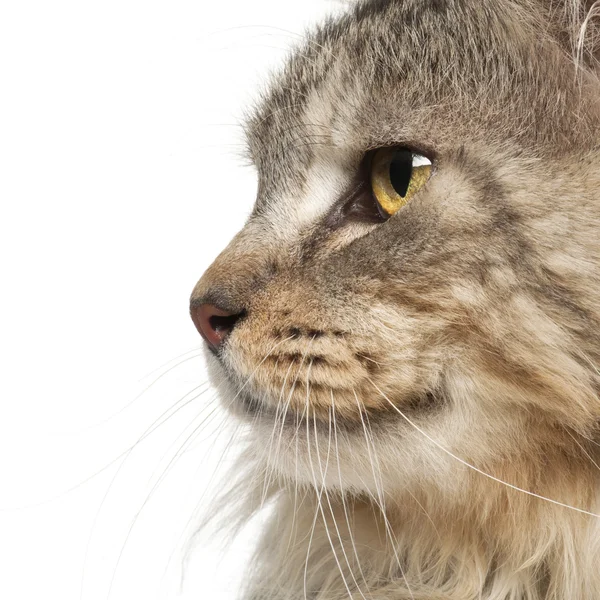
[190,303,244,350]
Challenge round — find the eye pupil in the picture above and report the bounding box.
[369,146,432,218]
[388,150,412,198]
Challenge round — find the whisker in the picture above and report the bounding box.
[369,379,600,519]
[309,407,355,599]
[303,384,325,600]
[240,334,296,393]
[69,352,205,433]
[331,393,372,597]
[354,390,414,598]
[102,337,293,598]
[263,333,318,503]
[9,382,212,514]
[161,417,245,590]
[138,346,203,381]
[261,360,296,507]
[273,360,301,453]
[288,395,310,556]
[79,381,212,599]
[105,390,237,599]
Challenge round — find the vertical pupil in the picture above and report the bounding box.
[389,150,413,197]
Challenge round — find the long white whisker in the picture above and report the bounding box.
[289,398,309,556]
[259,335,314,508]
[319,402,368,600]
[105,337,294,599]
[303,373,323,600]
[331,393,372,597]
[75,353,205,435]
[354,390,414,599]
[308,401,355,600]
[369,379,600,519]
[161,417,244,589]
[79,382,212,599]
[261,360,296,507]
[236,334,296,396]
[106,392,235,598]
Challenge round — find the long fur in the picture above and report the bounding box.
[191,1,600,598]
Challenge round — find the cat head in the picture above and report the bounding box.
[190,0,600,509]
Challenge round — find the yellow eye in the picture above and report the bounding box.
[370,147,432,217]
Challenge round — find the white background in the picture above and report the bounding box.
[0,1,344,599]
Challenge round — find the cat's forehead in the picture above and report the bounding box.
[243,0,597,216]
[244,1,440,192]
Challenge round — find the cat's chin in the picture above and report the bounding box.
[232,389,449,499]
[206,345,462,497]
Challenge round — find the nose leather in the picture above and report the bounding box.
[190,303,243,350]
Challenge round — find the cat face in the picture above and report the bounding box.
[191,0,600,500]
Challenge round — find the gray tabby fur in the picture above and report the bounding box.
[191,1,600,598]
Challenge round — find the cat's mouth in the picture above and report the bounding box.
[237,391,363,433]
[235,388,440,433]
[237,391,317,426]
[211,331,443,426]
[216,341,401,423]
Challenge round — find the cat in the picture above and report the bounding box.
[189,1,600,598]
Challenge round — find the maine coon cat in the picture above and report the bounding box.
[189,1,600,598]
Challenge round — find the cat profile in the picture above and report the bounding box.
[190,1,600,598]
